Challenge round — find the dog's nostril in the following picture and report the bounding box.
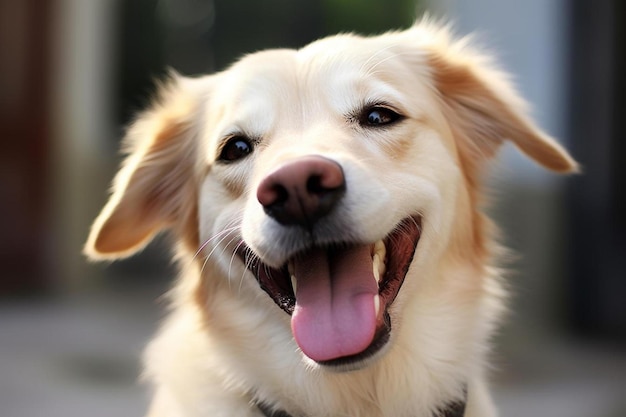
[257,181,287,208]
[307,175,325,194]
[271,185,289,205]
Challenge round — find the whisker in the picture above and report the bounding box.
[232,239,252,290]
[238,244,262,294]
[193,214,244,276]
[193,226,238,261]
[200,229,240,277]
[362,49,413,79]
[262,263,273,283]
[217,234,242,290]
[195,215,243,250]
[360,42,402,75]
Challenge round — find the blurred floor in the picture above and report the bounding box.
[1,286,625,417]
[0,287,162,417]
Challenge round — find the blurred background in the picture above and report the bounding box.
[1,0,625,416]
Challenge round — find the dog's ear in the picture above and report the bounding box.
[85,74,207,260]
[425,35,578,173]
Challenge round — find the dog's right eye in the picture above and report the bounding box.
[218,136,254,163]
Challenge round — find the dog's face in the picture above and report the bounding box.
[86,25,576,371]
[206,42,446,366]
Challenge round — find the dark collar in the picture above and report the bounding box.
[438,396,466,417]
[258,390,467,417]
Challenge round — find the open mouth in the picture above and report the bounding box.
[237,216,421,367]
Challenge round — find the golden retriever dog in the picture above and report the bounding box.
[85,21,577,417]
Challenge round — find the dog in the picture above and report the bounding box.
[85,20,577,417]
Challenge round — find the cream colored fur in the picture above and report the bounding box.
[85,21,577,417]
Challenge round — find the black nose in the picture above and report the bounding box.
[256,156,346,226]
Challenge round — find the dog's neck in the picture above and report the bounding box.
[257,391,467,417]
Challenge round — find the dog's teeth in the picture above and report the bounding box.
[287,261,297,294]
[372,240,386,285]
[373,254,382,283]
[291,274,297,294]
[374,240,386,261]
[374,294,381,316]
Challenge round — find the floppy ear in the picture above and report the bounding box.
[426,36,578,173]
[85,74,206,260]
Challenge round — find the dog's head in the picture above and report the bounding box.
[86,22,576,370]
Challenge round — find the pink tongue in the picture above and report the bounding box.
[291,245,378,362]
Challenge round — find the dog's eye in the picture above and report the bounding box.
[361,106,402,127]
[218,136,254,163]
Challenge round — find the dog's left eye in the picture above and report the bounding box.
[218,136,254,163]
[360,106,402,127]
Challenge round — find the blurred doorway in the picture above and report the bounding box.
[0,1,55,294]
[567,0,626,342]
